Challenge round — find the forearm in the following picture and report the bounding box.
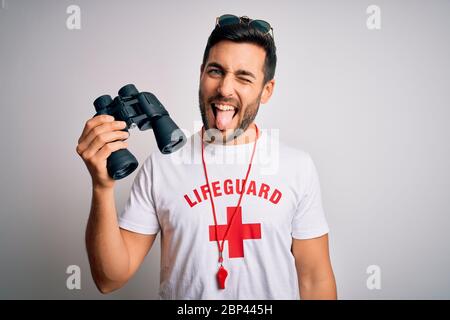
[85,186,130,290]
[299,275,337,300]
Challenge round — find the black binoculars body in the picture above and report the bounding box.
[93,84,186,180]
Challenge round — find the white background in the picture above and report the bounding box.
[0,0,449,299]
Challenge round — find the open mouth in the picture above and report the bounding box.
[211,103,239,119]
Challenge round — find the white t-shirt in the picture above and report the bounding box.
[118,126,329,299]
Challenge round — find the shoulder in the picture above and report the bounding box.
[254,129,319,179]
[263,129,313,168]
[281,143,316,179]
[279,141,311,163]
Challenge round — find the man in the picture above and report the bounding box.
[76,14,337,299]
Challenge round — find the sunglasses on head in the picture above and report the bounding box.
[215,14,274,39]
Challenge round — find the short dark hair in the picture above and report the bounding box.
[202,22,277,85]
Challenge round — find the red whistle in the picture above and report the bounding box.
[217,265,228,289]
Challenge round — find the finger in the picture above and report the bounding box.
[77,120,127,154]
[78,115,114,144]
[81,130,130,160]
[91,141,129,163]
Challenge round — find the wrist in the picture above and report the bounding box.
[92,182,115,194]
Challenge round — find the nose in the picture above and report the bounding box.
[217,73,235,98]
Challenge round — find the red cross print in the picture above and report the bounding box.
[209,206,262,258]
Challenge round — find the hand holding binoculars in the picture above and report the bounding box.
[93,84,187,180]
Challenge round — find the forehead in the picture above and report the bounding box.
[206,41,266,77]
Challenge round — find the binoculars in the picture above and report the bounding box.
[93,84,187,180]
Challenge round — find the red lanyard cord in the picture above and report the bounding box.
[201,124,259,265]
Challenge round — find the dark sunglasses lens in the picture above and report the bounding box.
[218,14,240,26]
[250,20,271,33]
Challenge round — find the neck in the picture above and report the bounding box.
[203,123,258,146]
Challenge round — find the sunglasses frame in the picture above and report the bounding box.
[215,14,274,39]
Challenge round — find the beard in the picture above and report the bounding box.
[198,87,261,144]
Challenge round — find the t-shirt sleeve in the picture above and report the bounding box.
[292,153,330,239]
[118,156,160,235]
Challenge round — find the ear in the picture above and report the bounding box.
[200,64,204,81]
[260,79,275,104]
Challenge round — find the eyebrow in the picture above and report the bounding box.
[206,62,257,80]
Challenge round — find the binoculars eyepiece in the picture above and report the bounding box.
[93,84,187,180]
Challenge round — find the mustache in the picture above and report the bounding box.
[207,95,239,108]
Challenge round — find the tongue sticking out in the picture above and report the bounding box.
[215,109,235,130]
